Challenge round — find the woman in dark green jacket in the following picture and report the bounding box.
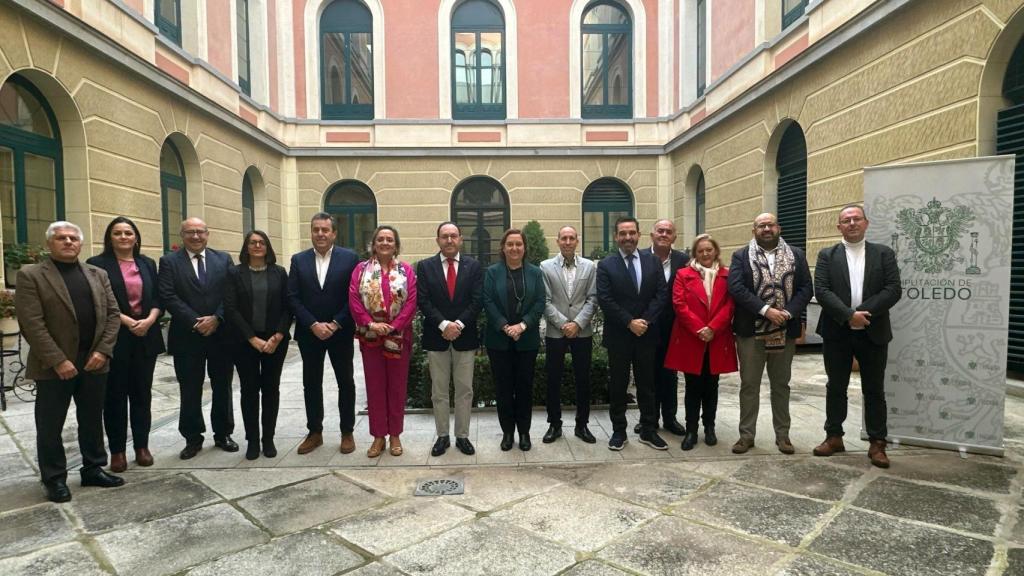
[483,228,546,452]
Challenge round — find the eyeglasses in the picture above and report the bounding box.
[754,223,778,230]
[248,240,266,247]
[839,217,865,225]
[181,229,208,237]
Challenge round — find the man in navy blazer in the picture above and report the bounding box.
[813,204,901,468]
[158,217,237,459]
[597,217,669,451]
[288,212,360,455]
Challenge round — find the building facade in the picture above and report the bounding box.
[4,0,1024,364]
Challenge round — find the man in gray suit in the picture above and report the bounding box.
[540,226,598,443]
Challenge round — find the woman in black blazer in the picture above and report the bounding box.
[86,216,165,472]
[224,230,293,460]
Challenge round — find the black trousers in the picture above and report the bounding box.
[682,349,719,432]
[544,336,592,427]
[653,328,679,424]
[173,347,234,444]
[235,333,288,442]
[822,331,889,440]
[607,343,657,434]
[298,336,355,434]
[488,347,538,436]
[35,372,107,484]
[104,335,156,452]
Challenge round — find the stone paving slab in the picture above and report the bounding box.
[774,554,867,576]
[673,479,834,547]
[93,502,268,576]
[185,530,365,576]
[492,484,659,552]
[329,499,476,555]
[70,472,221,532]
[728,458,866,501]
[570,461,711,508]
[0,541,107,576]
[876,453,1018,494]
[385,517,576,576]
[236,473,385,535]
[0,452,35,481]
[809,508,994,576]
[1006,548,1024,575]
[852,475,1004,536]
[1012,507,1024,545]
[561,560,633,576]
[345,562,409,576]
[0,504,76,559]
[0,473,48,514]
[189,468,328,500]
[597,515,788,576]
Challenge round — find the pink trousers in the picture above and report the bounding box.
[360,341,410,437]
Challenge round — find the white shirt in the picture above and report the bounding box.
[557,253,578,298]
[619,248,642,291]
[314,247,332,289]
[438,252,465,332]
[657,250,672,282]
[843,239,867,329]
[186,248,207,280]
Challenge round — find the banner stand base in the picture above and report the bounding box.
[860,431,1004,457]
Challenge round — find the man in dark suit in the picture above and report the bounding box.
[16,221,123,502]
[813,204,901,468]
[597,217,669,451]
[159,217,237,459]
[418,222,483,457]
[727,212,812,455]
[636,218,689,436]
[287,212,360,455]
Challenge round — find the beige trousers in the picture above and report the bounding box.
[736,335,795,443]
[428,348,475,438]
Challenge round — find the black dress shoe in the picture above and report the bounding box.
[608,431,627,451]
[704,427,718,446]
[43,481,71,503]
[214,436,239,452]
[180,443,202,460]
[519,434,532,451]
[263,439,278,458]
[633,423,643,434]
[542,425,562,443]
[455,437,475,455]
[638,431,669,450]
[681,432,699,451]
[246,442,260,460]
[431,435,451,457]
[574,426,597,444]
[500,433,514,451]
[81,469,125,488]
[663,420,687,436]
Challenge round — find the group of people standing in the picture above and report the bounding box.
[15,203,900,505]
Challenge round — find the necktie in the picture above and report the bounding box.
[626,254,639,293]
[446,258,456,300]
[195,254,207,285]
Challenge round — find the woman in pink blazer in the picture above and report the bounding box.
[664,234,737,451]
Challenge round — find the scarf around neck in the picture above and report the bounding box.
[747,237,797,346]
[355,257,409,358]
[689,260,719,307]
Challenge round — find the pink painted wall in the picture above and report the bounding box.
[643,0,657,117]
[292,0,307,118]
[384,0,439,119]
[123,0,143,13]
[711,0,754,80]
[206,1,233,78]
[518,0,570,118]
[268,0,279,111]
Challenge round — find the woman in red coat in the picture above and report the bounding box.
[664,234,737,450]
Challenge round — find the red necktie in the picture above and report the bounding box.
[446,258,457,300]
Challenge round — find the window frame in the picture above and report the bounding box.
[160,141,187,253]
[451,0,507,120]
[320,0,375,120]
[695,171,705,235]
[323,180,377,253]
[241,172,255,233]
[775,122,808,251]
[581,0,633,120]
[450,176,510,267]
[237,0,252,96]
[581,177,634,256]
[155,0,183,46]
[782,0,809,30]
[696,0,706,98]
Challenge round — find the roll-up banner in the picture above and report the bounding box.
[863,156,1015,456]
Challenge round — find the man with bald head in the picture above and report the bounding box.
[727,213,812,455]
[159,217,237,459]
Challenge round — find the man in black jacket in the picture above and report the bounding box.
[418,222,483,457]
[812,204,901,468]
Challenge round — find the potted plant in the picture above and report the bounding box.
[4,243,48,288]
[0,289,17,347]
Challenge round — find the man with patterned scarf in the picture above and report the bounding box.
[727,213,812,455]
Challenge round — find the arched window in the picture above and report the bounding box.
[160,140,187,252]
[155,0,182,46]
[581,1,632,119]
[776,122,807,250]
[452,0,506,119]
[582,178,633,257]
[0,74,64,281]
[997,37,1024,372]
[237,0,251,96]
[321,0,374,120]
[451,176,509,267]
[324,180,376,253]
[695,171,706,235]
[242,172,255,233]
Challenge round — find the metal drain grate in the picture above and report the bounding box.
[414,478,465,496]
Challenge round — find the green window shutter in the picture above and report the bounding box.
[776,123,807,251]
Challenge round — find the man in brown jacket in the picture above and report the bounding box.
[15,221,123,503]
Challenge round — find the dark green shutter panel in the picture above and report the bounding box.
[776,123,807,250]
[583,179,631,205]
[997,102,1024,372]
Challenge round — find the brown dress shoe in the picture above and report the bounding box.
[297,432,323,455]
[110,452,127,473]
[731,439,753,454]
[812,436,845,457]
[340,433,356,454]
[776,438,796,455]
[868,439,890,468]
[134,448,154,467]
[366,437,385,458]
[389,436,403,457]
